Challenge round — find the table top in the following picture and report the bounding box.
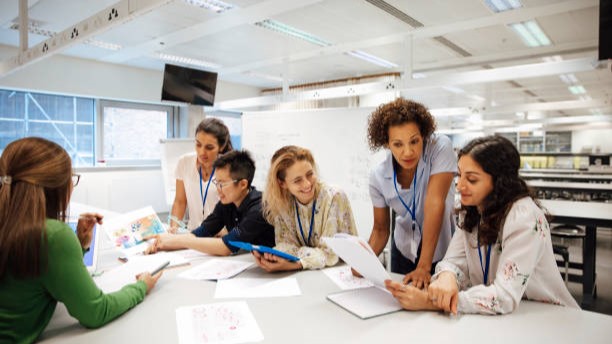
[527,180,612,191]
[541,199,612,222]
[39,253,612,344]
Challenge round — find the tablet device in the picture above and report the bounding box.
[227,241,300,262]
[68,222,100,274]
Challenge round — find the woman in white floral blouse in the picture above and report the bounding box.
[385,135,579,314]
[253,145,358,272]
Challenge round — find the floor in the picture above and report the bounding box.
[561,228,612,316]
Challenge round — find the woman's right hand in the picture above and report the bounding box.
[427,271,459,314]
[136,271,163,294]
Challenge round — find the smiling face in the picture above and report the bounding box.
[456,155,494,210]
[214,166,246,206]
[387,122,423,172]
[280,160,317,205]
[195,132,221,171]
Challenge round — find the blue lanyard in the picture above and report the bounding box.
[478,242,492,285]
[199,166,216,215]
[295,198,316,247]
[392,166,419,232]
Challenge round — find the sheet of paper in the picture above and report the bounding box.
[179,259,253,280]
[322,234,391,288]
[322,265,374,290]
[214,277,301,299]
[173,248,211,261]
[327,286,401,319]
[175,301,264,344]
[101,206,166,256]
[129,251,189,269]
[94,253,173,293]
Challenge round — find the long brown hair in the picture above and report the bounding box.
[457,135,535,245]
[0,137,72,280]
[262,145,318,223]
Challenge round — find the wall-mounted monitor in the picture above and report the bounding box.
[161,63,218,106]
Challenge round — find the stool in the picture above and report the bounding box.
[551,224,586,285]
[552,244,570,285]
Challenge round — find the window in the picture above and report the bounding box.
[0,89,95,166]
[99,100,176,165]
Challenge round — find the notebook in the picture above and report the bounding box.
[327,286,402,319]
[68,222,100,274]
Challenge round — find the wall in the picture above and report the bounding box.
[71,167,168,215]
[572,129,612,154]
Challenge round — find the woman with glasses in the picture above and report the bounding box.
[364,98,456,289]
[385,135,579,314]
[253,145,357,272]
[146,150,275,256]
[170,118,233,233]
[0,137,162,343]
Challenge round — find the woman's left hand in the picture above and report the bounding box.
[403,266,431,289]
[252,251,302,272]
[76,212,103,250]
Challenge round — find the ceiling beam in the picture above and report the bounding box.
[219,0,597,76]
[0,0,174,79]
[216,58,599,110]
[101,0,323,63]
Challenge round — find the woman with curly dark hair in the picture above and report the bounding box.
[385,135,579,314]
[364,98,456,288]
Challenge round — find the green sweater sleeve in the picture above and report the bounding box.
[43,221,147,328]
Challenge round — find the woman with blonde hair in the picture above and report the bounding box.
[0,137,161,343]
[254,145,358,272]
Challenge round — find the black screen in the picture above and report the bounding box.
[161,64,218,106]
[599,0,612,61]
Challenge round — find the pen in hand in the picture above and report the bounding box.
[150,261,170,276]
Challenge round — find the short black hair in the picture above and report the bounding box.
[213,150,255,187]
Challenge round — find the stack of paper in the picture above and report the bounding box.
[323,234,402,319]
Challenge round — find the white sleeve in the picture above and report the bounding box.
[368,168,387,208]
[456,201,547,315]
[433,228,471,291]
[174,154,187,181]
[429,135,457,175]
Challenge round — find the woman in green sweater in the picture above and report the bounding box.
[0,137,162,343]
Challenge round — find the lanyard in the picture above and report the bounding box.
[392,166,419,232]
[199,165,216,215]
[478,242,492,285]
[295,198,316,247]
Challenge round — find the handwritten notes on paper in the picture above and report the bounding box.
[176,301,263,344]
[322,265,373,290]
[179,259,253,281]
[214,277,301,299]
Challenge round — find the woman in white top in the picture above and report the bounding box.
[254,145,358,271]
[385,135,579,314]
[170,118,233,232]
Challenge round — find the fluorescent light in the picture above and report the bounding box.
[485,0,522,13]
[542,55,562,62]
[254,19,331,47]
[346,50,398,68]
[83,39,122,51]
[568,85,586,94]
[182,0,236,13]
[411,72,427,79]
[157,53,221,69]
[559,74,578,85]
[243,71,286,82]
[509,20,551,47]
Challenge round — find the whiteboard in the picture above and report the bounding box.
[160,138,194,206]
[242,108,385,240]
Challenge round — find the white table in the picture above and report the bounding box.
[39,253,612,343]
[541,200,612,309]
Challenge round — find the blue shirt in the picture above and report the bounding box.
[369,133,456,263]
